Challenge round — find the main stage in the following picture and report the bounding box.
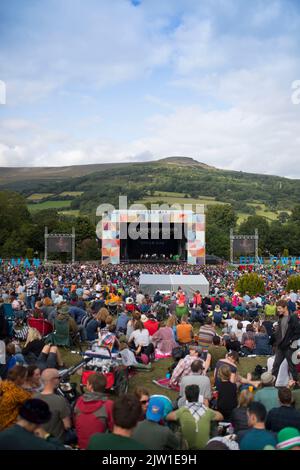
[101,209,205,265]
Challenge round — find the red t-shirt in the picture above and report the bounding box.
[143,320,159,336]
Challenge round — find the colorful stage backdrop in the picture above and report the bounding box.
[101,210,205,265]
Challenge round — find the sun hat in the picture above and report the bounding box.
[146,397,165,422]
[19,399,52,424]
[126,297,134,305]
[260,372,275,386]
[276,427,300,450]
[214,305,221,312]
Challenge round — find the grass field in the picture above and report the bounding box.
[26,193,54,201]
[58,210,80,217]
[136,195,226,208]
[60,348,267,400]
[27,200,72,212]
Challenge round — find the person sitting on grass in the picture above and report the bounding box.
[216,365,238,421]
[133,396,180,450]
[119,342,151,370]
[266,387,300,433]
[239,402,277,450]
[166,384,224,449]
[87,395,147,450]
[0,399,65,450]
[176,316,193,346]
[169,344,202,388]
[177,359,212,408]
[74,373,114,449]
[134,387,150,420]
[0,365,32,431]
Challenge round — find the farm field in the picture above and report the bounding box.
[26,193,54,201]
[27,200,72,212]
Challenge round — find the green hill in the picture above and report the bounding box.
[0,157,299,221]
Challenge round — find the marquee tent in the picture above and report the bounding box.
[139,274,209,297]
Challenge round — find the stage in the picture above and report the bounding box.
[101,209,205,265]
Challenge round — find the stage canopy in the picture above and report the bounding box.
[139,274,209,297]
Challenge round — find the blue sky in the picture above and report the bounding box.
[0,0,300,177]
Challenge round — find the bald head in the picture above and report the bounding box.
[41,368,60,384]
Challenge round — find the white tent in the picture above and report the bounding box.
[139,274,209,297]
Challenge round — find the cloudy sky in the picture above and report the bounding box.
[0,0,300,177]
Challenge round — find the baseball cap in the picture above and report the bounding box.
[146,397,165,422]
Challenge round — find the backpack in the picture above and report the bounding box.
[172,346,185,361]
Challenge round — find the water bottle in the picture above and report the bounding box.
[0,340,6,364]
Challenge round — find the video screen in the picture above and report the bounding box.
[233,238,255,257]
[48,237,72,253]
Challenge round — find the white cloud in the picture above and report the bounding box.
[0,0,300,178]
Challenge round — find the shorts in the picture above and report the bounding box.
[36,352,57,370]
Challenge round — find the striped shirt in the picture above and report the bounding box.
[198,325,216,348]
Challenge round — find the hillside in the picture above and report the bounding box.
[0,157,299,222]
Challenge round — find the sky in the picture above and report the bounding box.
[0,0,300,177]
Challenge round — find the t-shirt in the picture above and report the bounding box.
[198,325,215,348]
[280,315,289,339]
[225,319,239,333]
[216,381,238,420]
[143,320,159,337]
[34,393,70,441]
[207,345,227,369]
[254,387,279,413]
[133,420,179,450]
[175,407,216,449]
[176,324,193,344]
[240,428,277,450]
[179,374,212,403]
[129,329,150,347]
[88,433,147,450]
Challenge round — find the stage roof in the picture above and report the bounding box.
[139,273,209,297]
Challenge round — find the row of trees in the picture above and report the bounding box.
[0,191,99,260]
[1,190,300,260]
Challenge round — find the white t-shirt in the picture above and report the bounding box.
[225,319,239,333]
[129,329,150,347]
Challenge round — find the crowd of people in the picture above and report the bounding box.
[1,261,300,450]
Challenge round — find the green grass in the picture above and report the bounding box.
[26,193,54,201]
[58,210,80,217]
[27,200,72,212]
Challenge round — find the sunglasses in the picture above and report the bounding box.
[140,399,149,404]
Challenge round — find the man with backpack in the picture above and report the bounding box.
[74,373,114,449]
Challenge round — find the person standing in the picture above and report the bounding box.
[26,271,39,310]
[272,300,300,382]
